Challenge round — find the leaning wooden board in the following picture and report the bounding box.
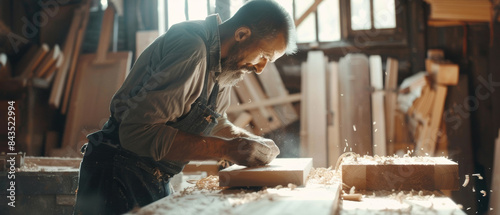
[342,156,459,190]
[219,158,312,187]
[59,5,132,156]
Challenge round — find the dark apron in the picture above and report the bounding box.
[73,57,220,215]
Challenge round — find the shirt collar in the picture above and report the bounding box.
[205,14,222,79]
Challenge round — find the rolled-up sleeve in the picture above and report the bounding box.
[114,25,208,161]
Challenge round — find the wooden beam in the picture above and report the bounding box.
[385,58,398,149]
[327,61,341,167]
[219,158,312,187]
[295,0,324,27]
[305,51,328,167]
[257,63,298,126]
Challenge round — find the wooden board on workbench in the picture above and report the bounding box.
[342,156,459,190]
[219,158,313,187]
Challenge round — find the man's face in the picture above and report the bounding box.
[219,32,287,87]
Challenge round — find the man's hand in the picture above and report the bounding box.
[223,137,280,167]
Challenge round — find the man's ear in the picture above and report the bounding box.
[234,26,251,42]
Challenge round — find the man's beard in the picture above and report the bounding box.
[218,41,257,87]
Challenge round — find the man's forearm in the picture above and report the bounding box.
[163,130,228,162]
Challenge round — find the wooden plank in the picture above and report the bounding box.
[59,5,132,156]
[61,1,92,113]
[135,182,341,215]
[417,85,447,156]
[490,129,500,215]
[369,55,387,156]
[385,58,398,149]
[326,61,341,167]
[341,156,459,190]
[49,6,84,109]
[295,0,324,27]
[339,54,373,155]
[35,44,61,78]
[300,62,309,157]
[19,44,50,79]
[257,63,298,126]
[430,62,459,86]
[232,112,253,128]
[233,73,282,135]
[306,51,327,167]
[219,158,312,187]
[43,52,64,83]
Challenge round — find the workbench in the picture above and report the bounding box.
[129,173,466,215]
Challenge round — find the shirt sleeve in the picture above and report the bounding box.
[115,24,208,161]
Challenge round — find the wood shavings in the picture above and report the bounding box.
[481,190,487,197]
[462,175,470,187]
[472,173,484,180]
[349,186,356,194]
[287,183,297,190]
[342,193,362,201]
[230,190,276,206]
[307,167,341,185]
[339,153,452,165]
[195,175,223,190]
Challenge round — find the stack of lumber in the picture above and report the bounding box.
[300,52,400,167]
[424,0,497,22]
[404,49,459,156]
[227,63,300,135]
[51,4,132,157]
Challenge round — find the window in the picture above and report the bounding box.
[158,0,401,48]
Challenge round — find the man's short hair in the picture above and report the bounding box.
[226,0,297,54]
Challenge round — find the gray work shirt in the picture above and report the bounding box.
[109,15,232,161]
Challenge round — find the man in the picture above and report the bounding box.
[74,0,297,214]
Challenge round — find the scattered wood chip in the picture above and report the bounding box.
[342,193,363,201]
[462,175,470,187]
[472,173,483,180]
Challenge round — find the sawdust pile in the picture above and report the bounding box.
[339,153,450,165]
[307,167,341,185]
[195,175,223,190]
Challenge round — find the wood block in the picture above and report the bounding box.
[430,62,459,86]
[219,158,313,187]
[369,55,387,156]
[341,156,459,190]
[257,63,298,126]
[305,51,327,167]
